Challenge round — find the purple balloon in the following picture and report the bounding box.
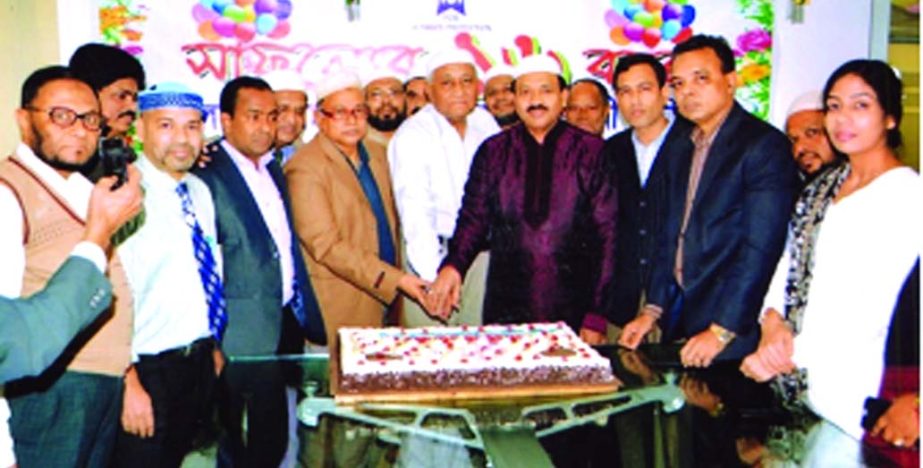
[254,0,278,14]
[192,3,219,22]
[681,5,696,27]
[662,4,682,21]
[624,22,644,42]
[213,17,236,38]
[275,0,292,20]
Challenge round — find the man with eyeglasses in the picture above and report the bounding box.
[263,70,309,167]
[69,43,146,140]
[388,50,500,328]
[0,65,137,467]
[564,78,611,137]
[362,69,408,147]
[193,76,325,467]
[284,72,428,391]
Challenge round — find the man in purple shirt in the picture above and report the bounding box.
[427,55,618,340]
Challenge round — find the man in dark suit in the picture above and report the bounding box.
[619,35,800,367]
[193,76,324,467]
[599,53,692,341]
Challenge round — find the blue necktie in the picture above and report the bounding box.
[355,144,396,266]
[176,182,228,341]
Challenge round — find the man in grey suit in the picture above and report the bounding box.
[0,168,142,383]
[194,76,324,467]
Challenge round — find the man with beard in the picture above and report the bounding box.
[69,43,146,140]
[427,55,618,341]
[264,70,309,166]
[363,71,407,147]
[483,65,518,129]
[193,76,325,466]
[389,50,500,327]
[404,75,429,116]
[112,83,225,467]
[785,90,842,181]
[565,78,611,137]
[601,53,692,343]
[0,65,136,467]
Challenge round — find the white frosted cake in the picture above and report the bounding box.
[337,322,616,396]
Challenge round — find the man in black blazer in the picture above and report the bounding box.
[619,35,800,367]
[598,54,693,342]
[193,76,324,467]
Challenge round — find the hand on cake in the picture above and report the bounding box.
[580,327,607,345]
[425,266,462,319]
[618,313,656,350]
[398,273,430,306]
[121,366,155,438]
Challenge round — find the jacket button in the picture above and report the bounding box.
[640,258,648,266]
[639,229,647,236]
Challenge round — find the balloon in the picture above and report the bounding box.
[673,26,692,43]
[662,3,682,20]
[624,4,642,20]
[670,0,688,4]
[254,0,278,14]
[624,22,644,42]
[611,0,628,13]
[275,0,293,20]
[243,5,257,22]
[235,0,256,6]
[268,19,290,38]
[609,25,630,45]
[224,4,247,22]
[200,0,215,10]
[198,20,221,41]
[213,17,236,37]
[661,19,682,40]
[644,0,665,11]
[634,11,654,28]
[627,0,642,4]
[211,0,231,14]
[234,22,256,42]
[642,27,661,48]
[680,5,696,27]
[605,9,628,28]
[651,13,663,28]
[255,13,277,34]
[192,3,219,22]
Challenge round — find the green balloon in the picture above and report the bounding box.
[224,4,247,23]
[635,11,654,27]
[671,0,688,5]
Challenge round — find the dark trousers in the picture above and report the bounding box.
[217,361,288,467]
[8,371,122,468]
[112,339,218,468]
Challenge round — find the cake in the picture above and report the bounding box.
[337,322,617,399]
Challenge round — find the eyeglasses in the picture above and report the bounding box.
[26,106,103,131]
[319,105,369,121]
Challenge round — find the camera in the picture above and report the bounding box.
[94,137,137,190]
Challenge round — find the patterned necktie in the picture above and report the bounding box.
[176,182,228,341]
[355,144,396,266]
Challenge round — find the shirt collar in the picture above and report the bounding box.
[222,139,273,171]
[631,112,675,149]
[135,151,192,192]
[691,104,733,148]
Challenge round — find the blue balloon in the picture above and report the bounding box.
[681,5,696,27]
[275,0,293,20]
[200,0,215,10]
[255,13,278,35]
[624,4,642,20]
[661,19,682,40]
[610,0,628,14]
[212,0,231,14]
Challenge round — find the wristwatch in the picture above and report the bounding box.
[709,323,736,345]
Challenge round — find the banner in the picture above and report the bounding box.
[90,0,774,136]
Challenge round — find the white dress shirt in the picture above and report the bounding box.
[388,104,500,280]
[0,143,96,468]
[118,155,216,359]
[761,167,922,440]
[630,113,674,187]
[222,140,295,304]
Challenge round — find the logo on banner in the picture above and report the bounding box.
[436,0,466,16]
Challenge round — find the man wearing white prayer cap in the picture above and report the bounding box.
[360,67,408,146]
[263,70,308,166]
[427,53,618,347]
[483,64,518,129]
[785,90,841,178]
[284,71,427,389]
[388,50,500,327]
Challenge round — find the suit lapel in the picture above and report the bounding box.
[210,143,276,244]
[693,104,746,203]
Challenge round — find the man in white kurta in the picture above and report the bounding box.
[388,50,500,326]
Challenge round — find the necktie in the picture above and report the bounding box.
[273,147,285,166]
[354,144,396,266]
[176,182,228,341]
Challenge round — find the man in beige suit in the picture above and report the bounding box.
[284,72,428,371]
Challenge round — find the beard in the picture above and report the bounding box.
[495,112,520,127]
[28,123,96,173]
[368,105,406,132]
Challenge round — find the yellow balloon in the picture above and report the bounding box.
[244,5,256,23]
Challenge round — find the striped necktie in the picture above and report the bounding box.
[176,181,228,341]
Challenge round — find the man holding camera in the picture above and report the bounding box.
[0,66,136,467]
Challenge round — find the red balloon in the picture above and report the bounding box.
[642,27,661,48]
[673,26,692,43]
[644,0,666,11]
[234,22,256,42]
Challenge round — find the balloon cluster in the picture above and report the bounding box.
[606,0,696,48]
[193,0,293,43]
